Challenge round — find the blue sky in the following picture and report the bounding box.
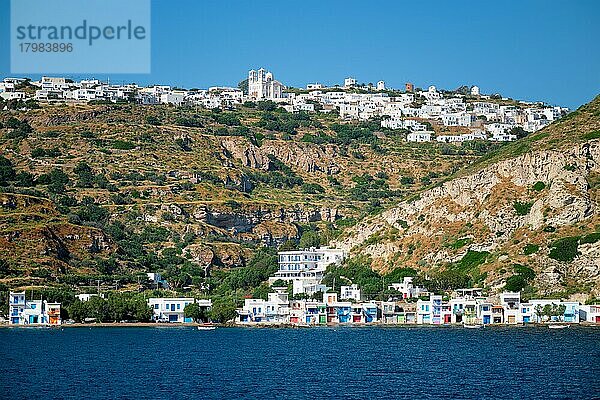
[1,0,599,108]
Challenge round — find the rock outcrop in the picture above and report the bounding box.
[335,140,600,295]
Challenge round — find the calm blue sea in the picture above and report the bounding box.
[1,326,599,400]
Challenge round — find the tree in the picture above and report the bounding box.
[67,300,87,322]
[257,100,277,111]
[0,258,10,277]
[0,156,15,185]
[534,304,544,322]
[301,183,325,194]
[237,79,248,95]
[509,126,528,140]
[299,231,320,249]
[278,240,297,251]
[132,299,153,322]
[252,283,270,300]
[208,298,237,323]
[74,162,95,187]
[145,115,161,126]
[504,275,527,292]
[184,302,204,322]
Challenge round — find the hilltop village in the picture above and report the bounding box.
[1,69,568,144]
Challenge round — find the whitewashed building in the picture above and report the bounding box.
[148,298,212,323]
[9,292,61,326]
[270,247,346,295]
[579,305,600,324]
[406,131,433,142]
[248,68,285,100]
[340,284,362,301]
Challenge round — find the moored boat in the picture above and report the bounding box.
[548,324,570,329]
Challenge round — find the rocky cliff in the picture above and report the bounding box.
[335,97,600,297]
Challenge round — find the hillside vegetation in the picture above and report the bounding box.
[0,101,498,299]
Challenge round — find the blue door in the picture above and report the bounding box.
[169,315,178,322]
[483,315,490,324]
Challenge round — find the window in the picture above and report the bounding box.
[31,304,36,309]
[177,304,180,310]
[154,304,158,309]
[165,304,169,310]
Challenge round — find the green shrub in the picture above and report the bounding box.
[112,140,136,150]
[580,232,600,245]
[504,275,527,292]
[397,219,409,229]
[453,250,489,272]
[513,264,535,281]
[532,181,546,191]
[0,155,16,185]
[513,201,533,216]
[523,244,539,255]
[447,238,471,249]
[145,115,161,126]
[583,130,600,140]
[400,176,415,185]
[548,236,580,262]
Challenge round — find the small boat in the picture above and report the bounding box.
[464,324,483,329]
[197,325,216,331]
[548,324,570,329]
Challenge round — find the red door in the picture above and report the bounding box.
[595,316,600,323]
[444,315,451,323]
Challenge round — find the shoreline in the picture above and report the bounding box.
[1,322,598,329]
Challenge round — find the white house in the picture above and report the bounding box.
[388,277,427,299]
[406,132,432,142]
[76,293,106,302]
[343,77,356,88]
[237,289,290,323]
[530,300,579,323]
[340,284,362,302]
[500,292,521,324]
[376,81,385,91]
[9,292,61,325]
[270,247,345,295]
[148,298,212,323]
[441,112,473,127]
[579,305,600,324]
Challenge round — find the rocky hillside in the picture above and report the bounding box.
[0,101,492,290]
[335,96,600,299]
